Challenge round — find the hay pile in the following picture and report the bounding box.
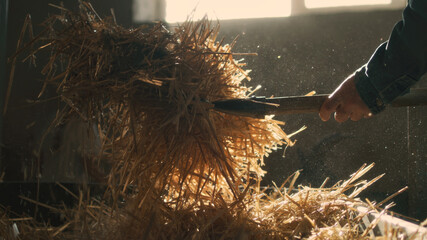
[2,165,388,239]
[2,2,416,239]
[8,1,290,209]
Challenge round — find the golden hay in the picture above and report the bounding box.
[8,1,291,208]
[3,2,419,239]
[1,164,385,240]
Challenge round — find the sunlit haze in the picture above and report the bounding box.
[305,0,391,8]
[165,0,395,23]
[165,0,291,23]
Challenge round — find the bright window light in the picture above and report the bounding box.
[305,0,391,9]
[165,0,291,23]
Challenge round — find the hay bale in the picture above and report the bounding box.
[8,2,292,206]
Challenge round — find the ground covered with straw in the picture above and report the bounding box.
[1,2,422,239]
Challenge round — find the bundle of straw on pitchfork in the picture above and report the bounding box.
[7,0,291,214]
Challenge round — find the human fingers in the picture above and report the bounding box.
[350,112,364,121]
[319,95,340,122]
[334,105,350,122]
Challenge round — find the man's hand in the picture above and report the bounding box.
[319,74,372,122]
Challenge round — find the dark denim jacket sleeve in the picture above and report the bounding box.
[354,0,427,114]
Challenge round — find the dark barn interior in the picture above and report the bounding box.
[1,0,425,227]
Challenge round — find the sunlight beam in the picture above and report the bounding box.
[305,0,392,9]
[165,0,291,23]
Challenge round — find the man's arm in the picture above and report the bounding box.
[320,0,427,122]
